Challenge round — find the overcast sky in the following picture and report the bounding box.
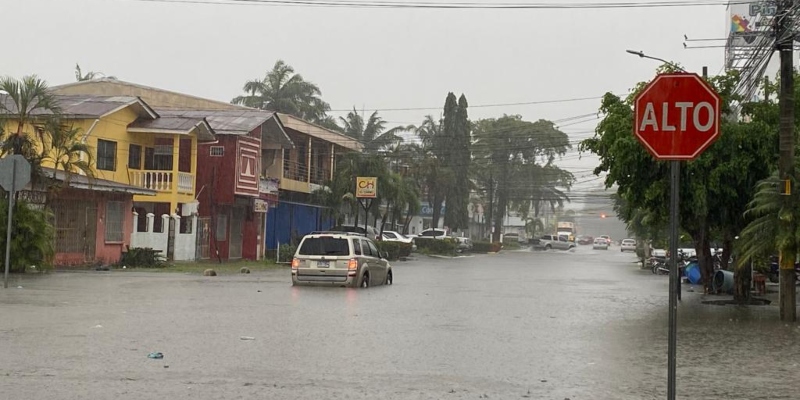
[4,0,732,202]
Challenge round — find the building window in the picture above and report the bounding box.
[215,214,227,240]
[128,144,142,169]
[144,147,173,170]
[210,146,224,157]
[97,139,117,171]
[105,201,124,242]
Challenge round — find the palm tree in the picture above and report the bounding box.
[231,60,331,123]
[0,75,61,158]
[74,64,116,81]
[38,119,95,183]
[339,108,412,153]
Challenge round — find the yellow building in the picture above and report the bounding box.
[0,93,216,264]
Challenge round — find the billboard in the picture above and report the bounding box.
[355,177,377,198]
[727,1,773,47]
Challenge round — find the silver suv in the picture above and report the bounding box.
[291,232,392,288]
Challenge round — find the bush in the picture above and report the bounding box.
[0,199,54,273]
[376,241,412,260]
[415,237,457,255]
[120,247,166,268]
[279,243,297,263]
[472,241,503,253]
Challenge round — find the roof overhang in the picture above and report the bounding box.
[44,168,157,196]
[128,118,217,143]
[277,113,362,152]
[100,96,159,120]
[262,116,294,149]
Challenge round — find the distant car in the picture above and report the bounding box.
[620,239,637,252]
[329,225,381,241]
[539,234,575,251]
[382,230,417,251]
[503,233,525,243]
[419,228,450,238]
[292,232,392,288]
[598,235,611,245]
[593,237,609,250]
[454,236,473,251]
[577,235,594,245]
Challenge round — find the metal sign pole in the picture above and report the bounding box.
[667,160,680,400]
[3,158,17,289]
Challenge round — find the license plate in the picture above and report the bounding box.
[316,261,330,268]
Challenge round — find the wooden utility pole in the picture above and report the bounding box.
[777,0,796,322]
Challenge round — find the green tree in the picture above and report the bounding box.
[38,119,96,184]
[443,94,471,231]
[580,68,777,296]
[0,199,55,273]
[232,60,331,123]
[413,115,449,229]
[338,108,411,153]
[473,115,572,242]
[0,75,61,158]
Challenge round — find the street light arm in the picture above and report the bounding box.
[625,49,686,72]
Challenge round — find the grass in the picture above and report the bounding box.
[120,259,290,275]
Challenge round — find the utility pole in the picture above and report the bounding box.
[777,0,796,322]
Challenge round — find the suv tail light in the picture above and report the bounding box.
[347,259,358,270]
[291,258,300,269]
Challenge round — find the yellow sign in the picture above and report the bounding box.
[356,177,377,198]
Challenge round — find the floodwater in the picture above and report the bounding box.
[1,246,799,399]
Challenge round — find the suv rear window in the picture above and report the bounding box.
[298,237,350,256]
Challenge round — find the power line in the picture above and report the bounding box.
[329,96,612,112]
[126,0,746,9]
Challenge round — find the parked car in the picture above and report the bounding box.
[455,236,473,251]
[593,237,609,250]
[503,233,525,243]
[382,230,417,251]
[419,228,450,238]
[329,224,381,241]
[620,239,637,252]
[291,232,392,288]
[539,234,575,251]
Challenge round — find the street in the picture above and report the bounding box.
[1,247,798,400]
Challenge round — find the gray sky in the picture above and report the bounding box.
[4,0,730,200]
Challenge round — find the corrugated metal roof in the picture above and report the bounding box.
[0,94,158,119]
[159,109,275,134]
[128,115,217,143]
[129,115,204,132]
[158,109,293,148]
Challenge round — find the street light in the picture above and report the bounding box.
[625,49,687,72]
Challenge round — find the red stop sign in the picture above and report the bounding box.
[634,73,721,160]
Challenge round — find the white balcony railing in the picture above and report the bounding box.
[129,170,195,194]
[178,172,193,194]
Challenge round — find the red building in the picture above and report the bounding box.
[169,109,292,260]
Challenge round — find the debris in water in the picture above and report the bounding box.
[240,336,255,340]
[94,325,103,328]
[147,352,164,359]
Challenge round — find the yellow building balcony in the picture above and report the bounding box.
[129,170,194,195]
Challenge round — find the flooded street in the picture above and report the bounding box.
[2,247,799,399]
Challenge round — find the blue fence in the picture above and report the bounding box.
[265,201,334,249]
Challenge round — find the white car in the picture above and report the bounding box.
[593,238,609,250]
[620,239,637,252]
[382,230,417,251]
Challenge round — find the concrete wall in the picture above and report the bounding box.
[130,213,197,261]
